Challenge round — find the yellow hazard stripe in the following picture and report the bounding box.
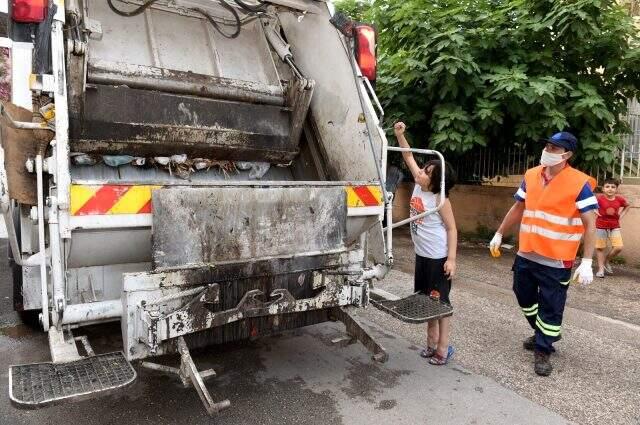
[70,185,99,215]
[346,185,383,207]
[70,184,161,215]
[108,185,161,214]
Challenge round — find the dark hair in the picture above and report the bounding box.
[603,178,619,187]
[424,159,456,196]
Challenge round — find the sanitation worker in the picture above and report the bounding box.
[489,132,597,376]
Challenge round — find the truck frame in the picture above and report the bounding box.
[0,0,449,415]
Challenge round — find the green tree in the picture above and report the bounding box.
[337,0,640,170]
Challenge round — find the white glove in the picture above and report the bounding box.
[573,258,593,286]
[489,232,502,257]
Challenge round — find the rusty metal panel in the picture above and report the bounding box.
[69,85,294,162]
[152,187,346,268]
[87,60,284,106]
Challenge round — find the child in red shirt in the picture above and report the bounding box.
[595,179,630,278]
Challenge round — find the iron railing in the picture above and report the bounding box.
[619,98,640,181]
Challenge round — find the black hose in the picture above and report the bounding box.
[233,0,267,13]
[190,3,242,39]
[107,0,160,17]
[107,0,244,39]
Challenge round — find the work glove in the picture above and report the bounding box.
[573,258,593,286]
[489,232,502,258]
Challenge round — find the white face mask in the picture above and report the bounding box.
[540,149,567,167]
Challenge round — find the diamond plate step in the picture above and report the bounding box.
[9,352,136,407]
[370,293,453,324]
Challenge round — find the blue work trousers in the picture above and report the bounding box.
[512,255,571,354]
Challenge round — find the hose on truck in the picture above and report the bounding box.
[106,0,265,39]
[233,0,267,13]
[106,0,159,17]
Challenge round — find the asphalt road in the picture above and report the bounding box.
[0,239,569,425]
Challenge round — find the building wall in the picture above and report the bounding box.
[393,183,640,266]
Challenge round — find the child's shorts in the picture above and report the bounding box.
[414,255,451,305]
[595,228,623,249]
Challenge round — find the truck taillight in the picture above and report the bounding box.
[354,25,376,82]
[11,0,47,23]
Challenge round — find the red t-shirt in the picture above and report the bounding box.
[596,195,628,229]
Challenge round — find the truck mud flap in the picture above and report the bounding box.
[370,293,453,324]
[9,352,136,408]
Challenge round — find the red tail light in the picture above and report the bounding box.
[12,0,47,23]
[354,25,376,82]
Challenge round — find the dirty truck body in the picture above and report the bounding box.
[1,0,399,410]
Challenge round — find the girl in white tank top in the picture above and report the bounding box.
[394,121,458,366]
[410,186,448,259]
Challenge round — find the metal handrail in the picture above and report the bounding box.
[361,76,384,120]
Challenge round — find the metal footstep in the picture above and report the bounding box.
[9,352,136,407]
[370,293,453,324]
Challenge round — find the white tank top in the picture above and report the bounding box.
[410,185,448,259]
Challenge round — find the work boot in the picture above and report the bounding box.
[524,334,561,351]
[534,351,553,376]
[523,335,536,351]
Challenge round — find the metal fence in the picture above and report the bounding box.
[451,146,537,185]
[619,98,640,181]
[450,98,640,185]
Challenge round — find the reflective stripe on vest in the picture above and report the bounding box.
[518,165,594,261]
[520,224,583,241]
[522,210,583,227]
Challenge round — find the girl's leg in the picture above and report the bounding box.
[596,248,606,275]
[427,320,439,348]
[436,316,451,357]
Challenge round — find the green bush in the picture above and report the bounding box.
[336,0,640,171]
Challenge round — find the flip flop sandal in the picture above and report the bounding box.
[429,346,455,365]
[420,346,437,358]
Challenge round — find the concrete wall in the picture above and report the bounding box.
[393,182,516,235]
[393,182,640,266]
[616,185,640,266]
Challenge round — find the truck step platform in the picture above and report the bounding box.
[9,352,136,407]
[370,293,453,324]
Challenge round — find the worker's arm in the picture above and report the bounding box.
[489,200,525,256]
[497,201,526,236]
[393,122,422,180]
[439,198,457,278]
[580,210,597,260]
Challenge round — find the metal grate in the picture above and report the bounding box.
[371,293,454,324]
[9,352,136,407]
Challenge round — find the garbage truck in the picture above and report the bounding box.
[0,0,451,414]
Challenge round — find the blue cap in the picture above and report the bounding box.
[543,132,578,151]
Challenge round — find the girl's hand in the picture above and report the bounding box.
[444,259,456,279]
[394,121,406,137]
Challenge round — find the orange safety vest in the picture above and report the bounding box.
[519,165,595,261]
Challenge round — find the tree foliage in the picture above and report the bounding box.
[336,0,640,170]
